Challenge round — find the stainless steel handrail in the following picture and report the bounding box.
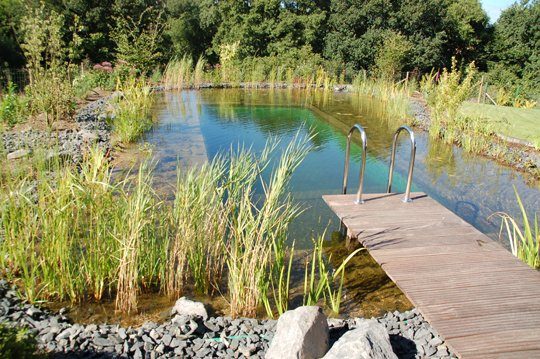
[342,124,368,204]
[387,125,416,203]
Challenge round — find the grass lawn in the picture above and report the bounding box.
[459,102,540,147]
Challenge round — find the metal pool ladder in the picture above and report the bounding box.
[342,124,416,204]
[342,124,367,204]
[387,125,416,203]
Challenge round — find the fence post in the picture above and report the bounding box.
[477,75,484,104]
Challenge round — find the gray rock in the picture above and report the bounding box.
[323,319,397,359]
[171,297,208,320]
[7,149,30,160]
[265,306,329,359]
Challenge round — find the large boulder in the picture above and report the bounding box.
[323,319,397,359]
[265,306,329,359]
[171,297,208,320]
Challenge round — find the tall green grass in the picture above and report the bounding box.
[493,188,539,269]
[0,147,165,306]
[112,77,156,144]
[163,56,194,89]
[352,72,414,124]
[0,134,367,317]
[303,233,364,314]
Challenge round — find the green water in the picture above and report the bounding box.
[137,89,539,249]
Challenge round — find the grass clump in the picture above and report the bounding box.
[352,72,414,124]
[163,56,193,89]
[303,233,364,314]
[0,147,165,307]
[0,134,364,317]
[0,82,26,127]
[111,77,156,144]
[166,159,228,297]
[493,188,539,269]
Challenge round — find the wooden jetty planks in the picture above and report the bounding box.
[322,192,540,358]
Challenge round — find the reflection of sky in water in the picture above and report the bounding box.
[143,89,539,249]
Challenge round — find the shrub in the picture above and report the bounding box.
[0,82,25,126]
[25,71,76,126]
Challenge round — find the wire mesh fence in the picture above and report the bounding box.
[0,68,29,92]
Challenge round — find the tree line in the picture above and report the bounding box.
[0,0,538,93]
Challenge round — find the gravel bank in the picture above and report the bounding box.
[1,96,112,163]
[0,281,455,358]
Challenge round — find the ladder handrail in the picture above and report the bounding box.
[342,124,367,204]
[387,125,416,203]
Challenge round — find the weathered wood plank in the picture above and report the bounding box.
[322,192,540,359]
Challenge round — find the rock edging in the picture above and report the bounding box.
[0,280,456,358]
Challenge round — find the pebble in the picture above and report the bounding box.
[0,280,455,359]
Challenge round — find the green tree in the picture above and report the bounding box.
[0,0,25,68]
[488,0,540,93]
[374,31,412,79]
[175,0,328,63]
[112,9,165,73]
[324,0,489,74]
[444,0,491,68]
[166,0,214,60]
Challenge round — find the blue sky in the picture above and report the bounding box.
[481,0,515,22]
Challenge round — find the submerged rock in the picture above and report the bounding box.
[265,306,329,359]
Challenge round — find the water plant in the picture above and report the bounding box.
[352,73,414,124]
[163,56,193,89]
[112,77,155,143]
[303,233,364,314]
[493,188,539,269]
[115,162,158,313]
[166,159,228,297]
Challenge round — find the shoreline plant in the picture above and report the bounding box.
[493,188,539,269]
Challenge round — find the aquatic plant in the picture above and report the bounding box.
[0,147,165,307]
[351,73,413,124]
[303,233,364,314]
[493,188,539,269]
[163,56,193,89]
[112,77,155,144]
[166,159,228,297]
[115,163,157,313]
[193,56,206,89]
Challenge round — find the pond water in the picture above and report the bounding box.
[133,89,539,250]
[94,88,539,323]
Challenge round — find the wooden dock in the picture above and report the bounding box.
[323,192,540,359]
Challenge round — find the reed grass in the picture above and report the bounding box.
[115,162,157,313]
[163,56,193,89]
[0,134,362,317]
[112,77,156,144]
[0,147,165,307]
[493,188,539,269]
[351,73,414,124]
[166,159,228,297]
[193,56,206,89]
[303,233,364,314]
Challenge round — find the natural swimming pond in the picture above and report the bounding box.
[123,89,539,249]
[91,88,538,324]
